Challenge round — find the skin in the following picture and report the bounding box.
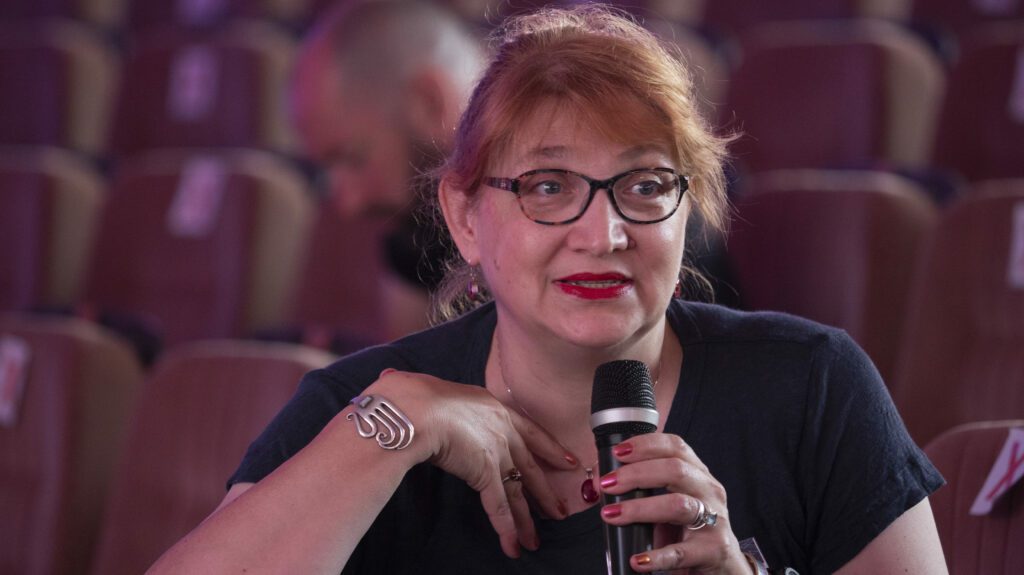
[148,102,948,574]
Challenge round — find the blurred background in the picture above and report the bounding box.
[1,0,1022,573]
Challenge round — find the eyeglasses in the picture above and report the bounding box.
[484,167,688,225]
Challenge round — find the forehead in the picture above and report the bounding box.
[498,100,675,170]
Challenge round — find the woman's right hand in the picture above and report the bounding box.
[365,369,576,558]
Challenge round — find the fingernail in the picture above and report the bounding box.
[564,453,578,466]
[613,443,633,457]
[557,499,569,518]
[601,504,622,518]
[379,368,396,377]
[532,535,540,550]
[600,473,617,489]
[636,554,652,565]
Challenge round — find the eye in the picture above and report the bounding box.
[531,180,564,196]
[631,179,663,197]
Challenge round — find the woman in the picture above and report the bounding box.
[151,6,946,574]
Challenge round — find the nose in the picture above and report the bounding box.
[565,187,630,255]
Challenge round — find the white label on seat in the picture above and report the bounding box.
[177,0,227,26]
[167,156,229,238]
[1008,202,1024,289]
[0,336,32,428]
[971,427,1024,515]
[972,0,1019,15]
[1009,47,1024,123]
[168,46,219,122]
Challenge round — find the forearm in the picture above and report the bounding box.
[149,406,424,574]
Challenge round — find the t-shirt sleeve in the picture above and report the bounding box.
[799,330,945,574]
[226,367,360,489]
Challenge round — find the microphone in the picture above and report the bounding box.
[591,360,659,575]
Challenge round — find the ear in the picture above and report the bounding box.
[438,175,480,265]
[403,68,458,146]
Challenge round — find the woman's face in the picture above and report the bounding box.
[453,104,690,350]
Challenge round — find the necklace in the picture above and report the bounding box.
[495,346,658,505]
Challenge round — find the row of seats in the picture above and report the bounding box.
[0,147,392,357]
[1,17,1021,185]
[2,0,1021,39]
[1,313,1019,574]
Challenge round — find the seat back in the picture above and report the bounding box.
[932,26,1024,182]
[89,340,335,575]
[85,150,313,345]
[110,23,294,157]
[0,314,142,575]
[894,182,1024,445]
[724,21,943,172]
[912,0,1024,37]
[0,148,105,312]
[727,170,937,382]
[925,421,1024,575]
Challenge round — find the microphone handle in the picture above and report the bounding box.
[597,432,654,575]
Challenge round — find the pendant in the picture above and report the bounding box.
[581,468,599,503]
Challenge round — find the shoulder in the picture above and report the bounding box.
[308,303,497,396]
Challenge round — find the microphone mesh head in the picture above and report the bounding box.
[590,360,656,414]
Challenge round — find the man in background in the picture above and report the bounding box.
[290,0,484,338]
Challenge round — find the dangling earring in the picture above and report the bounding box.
[674,276,683,298]
[467,266,486,302]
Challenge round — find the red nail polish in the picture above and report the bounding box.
[636,554,652,565]
[601,504,622,518]
[557,499,569,518]
[379,368,396,377]
[600,473,617,489]
[564,453,578,466]
[613,443,633,457]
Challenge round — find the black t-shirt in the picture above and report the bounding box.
[229,301,944,574]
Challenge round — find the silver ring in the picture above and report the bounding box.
[687,499,718,530]
[502,468,522,484]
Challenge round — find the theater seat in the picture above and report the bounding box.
[0,148,105,312]
[0,314,143,575]
[925,421,1024,574]
[0,21,118,157]
[894,182,1024,446]
[727,170,937,383]
[912,0,1024,38]
[110,22,295,157]
[0,0,124,29]
[932,25,1024,182]
[83,150,313,346]
[89,340,335,575]
[723,20,944,173]
[125,0,321,31]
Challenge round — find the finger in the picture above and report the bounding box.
[503,474,540,552]
[598,457,712,499]
[506,408,579,470]
[600,492,718,528]
[478,463,521,559]
[505,424,568,521]
[631,540,734,573]
[610,433,708,473]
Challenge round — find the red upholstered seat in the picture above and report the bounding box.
[0,21,118,157]
[727,170,937,383]
[932,25,1024,182]
[912,0,1024,37]
[126,0,321,31]
[110,23,295,157]
[84,150,313,345]
[894,182,1024,446]
[0,314,142,575]
[723,21,944,173]
[0,148,105,313]
[0,0,123,28]
[925,421,1024,574]
[89,340,335,575]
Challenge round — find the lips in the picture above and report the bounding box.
[555,272,633,299]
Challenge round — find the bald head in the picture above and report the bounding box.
[290,0,484,219]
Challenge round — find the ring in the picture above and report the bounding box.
[502,468,522,484]
[687,498,718,530]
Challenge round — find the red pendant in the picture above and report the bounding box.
[581,477,599,503]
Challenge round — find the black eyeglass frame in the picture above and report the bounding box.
[483,167,689,225]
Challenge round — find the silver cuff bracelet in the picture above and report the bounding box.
[346,395,415,450]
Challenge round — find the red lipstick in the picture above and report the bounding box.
[555,272,633,300]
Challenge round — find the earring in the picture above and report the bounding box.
[674,276,683,298]
[467,266,486,302]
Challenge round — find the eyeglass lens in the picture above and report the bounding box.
[516,170,681,223]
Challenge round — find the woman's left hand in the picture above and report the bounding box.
[597,433,752,574]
